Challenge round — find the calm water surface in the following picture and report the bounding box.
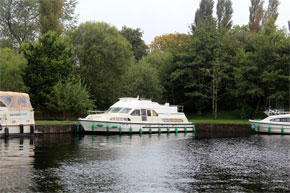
[0,133,290,192]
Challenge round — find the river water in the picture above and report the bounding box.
[0,133,290,192]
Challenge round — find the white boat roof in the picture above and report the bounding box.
[265,114,290,119]
[110,97,179,113]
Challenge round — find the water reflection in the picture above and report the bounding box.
[0,137,34,192]
[0,133,290,192]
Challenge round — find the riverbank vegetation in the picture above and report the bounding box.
[0,0,289,120]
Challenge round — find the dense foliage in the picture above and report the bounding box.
[69,22,134,109]
[21,31,76,109]
[0,48,28,92]
[122,60,163,102]
[46,79,95,114]
[120,26,147,61]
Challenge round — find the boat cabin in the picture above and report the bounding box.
[0,91,35,136]
[86,97,189,123]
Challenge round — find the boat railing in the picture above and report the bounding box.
[177,105,184,113]
[264,109,290,116]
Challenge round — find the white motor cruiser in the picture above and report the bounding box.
[78,97,195,134]
[249,114,290,134]
[0,91,35,137]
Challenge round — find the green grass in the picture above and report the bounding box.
[36,120,76,124]
[187,111,251,124]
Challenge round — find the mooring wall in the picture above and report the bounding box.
[195,123,255,137]
[36,124,77,134]
[35,123,255,135]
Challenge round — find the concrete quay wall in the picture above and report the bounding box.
[36,123,255,135]
[36,124,78,134]
[195,123,255,135]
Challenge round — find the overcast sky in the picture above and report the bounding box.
[75,0,290,44]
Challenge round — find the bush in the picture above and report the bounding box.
[46,79,95,114]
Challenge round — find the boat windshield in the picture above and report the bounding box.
[119,108,132,114]
[110,108,122,113]
[105,108,112,113]
[131,109,141,116]
[0,96,15,108]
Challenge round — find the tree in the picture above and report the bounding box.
[122,60,163,102]
[0,0,77,49]
[172,19,225,116]
[0,48,28,92]
[249,0,264,33]
[216,0,233,31]
[142,51,174,102]
[149,33,189,53]
[259,19,289,110]
[0,0,39,49]
[21,31,76,109]
[249,0,280,33]
[69,22,134,109]
[231,19,289,118]
[60,0,78,31]
[39,0,64,35]
[120,26,147,61]
[263,0,279,24]
[193,0,214,28]
[46,79,95,114]
[231,48,263,118]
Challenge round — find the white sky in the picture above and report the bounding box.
[75,0,290,44]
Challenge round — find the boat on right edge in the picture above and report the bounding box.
[249,113,290,134]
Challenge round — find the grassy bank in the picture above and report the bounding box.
[36,120,76,124]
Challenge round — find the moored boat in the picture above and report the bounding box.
[249,114,290,134]
[78,97,195,134]
[0,91,35,137]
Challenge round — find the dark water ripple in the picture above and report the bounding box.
[1,133,290,192]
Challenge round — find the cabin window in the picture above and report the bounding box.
[0,96,15,107]
[147,110,151,116]
[131,109,140,116]
[270,118,290,122]
[17,97,30,107]
[162,118,183,122]
[141,109,146,116]
[152,110,158,116]
[120,108,132,114]
[111,108,122,113]
[110,117,131,121]
[270,118,281,122]
[280,118,290,122]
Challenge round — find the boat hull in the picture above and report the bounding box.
[0,124,35,137]
[78,119,195,134]
[249,120,290,134]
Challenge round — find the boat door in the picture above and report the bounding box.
[146,109,152,122]
[141,109,147,121]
